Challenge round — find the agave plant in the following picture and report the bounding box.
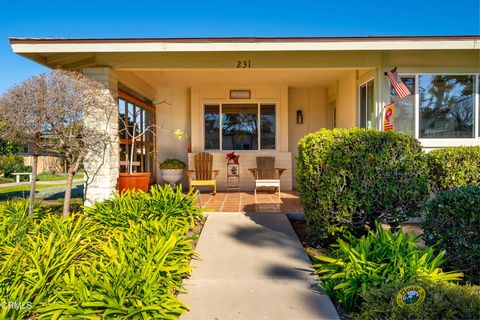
[314,223,463,311]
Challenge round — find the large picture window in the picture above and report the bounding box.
[204,103,276,151]
[118,91,156,179]
[390,74,479,140]
[419,75,474,138]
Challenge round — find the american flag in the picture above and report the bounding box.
[386,68,411,99]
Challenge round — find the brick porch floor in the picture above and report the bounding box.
[196,191,303,213]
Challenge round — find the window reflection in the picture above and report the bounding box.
[419,75,474,138]
[222,104,258,150]
[260,104,276,149]
[390,76,415,136]
[204,105,220,150]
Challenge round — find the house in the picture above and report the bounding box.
[9,36,480,203]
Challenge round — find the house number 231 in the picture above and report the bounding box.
[236,60,251,68]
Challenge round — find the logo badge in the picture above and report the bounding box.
[396,285,426,307]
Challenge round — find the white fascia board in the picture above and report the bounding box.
[11,40,480,53]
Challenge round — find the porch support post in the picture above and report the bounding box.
[82,67,119,205]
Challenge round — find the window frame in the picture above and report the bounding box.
[118,90,157,180]
[202,102,278,152]
[358,78,376,129]
[388,73,480,147]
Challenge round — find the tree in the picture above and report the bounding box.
[0,75,51,218]
[0,69,111,218]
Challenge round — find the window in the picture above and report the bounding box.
[389,74,479,140]
[118,92,156,178]
[204,103,276,150]
[359,79,375,129]
[419,75,475,138]
[390,76,415,136]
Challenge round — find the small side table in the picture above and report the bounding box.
[226,163,240,191]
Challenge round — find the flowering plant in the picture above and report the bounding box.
[226,151,239,164]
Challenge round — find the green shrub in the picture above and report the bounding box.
[426,146,480,192]
[0,140,22,156]
[314,223,462,312]
[297,128,429,242]
[160,158,187,169]
[85,185,201,228]
[422,185,480,284]
[0,199,51,246]
[353,281,480,320]
[0,185,202,319]
[0,154,30,178]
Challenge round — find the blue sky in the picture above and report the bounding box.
[1,0,479,93]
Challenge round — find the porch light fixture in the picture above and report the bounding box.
[296,110,304,124]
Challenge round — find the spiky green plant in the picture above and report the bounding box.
[0,185,203,319]
[314,223,463,311]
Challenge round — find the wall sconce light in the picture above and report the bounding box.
[296,110,304,124]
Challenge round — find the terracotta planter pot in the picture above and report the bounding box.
[117,173,150,194]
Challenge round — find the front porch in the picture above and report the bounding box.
[197,191,303,213]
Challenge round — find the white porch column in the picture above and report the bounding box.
[82,67,119,205]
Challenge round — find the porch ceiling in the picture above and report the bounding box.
[124,69,358,88]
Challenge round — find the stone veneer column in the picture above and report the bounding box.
[82,67,119,205]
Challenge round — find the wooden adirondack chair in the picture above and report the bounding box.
[248,157,286,195]
[187,152,219,194]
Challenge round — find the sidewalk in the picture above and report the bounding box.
[181,213,339,320]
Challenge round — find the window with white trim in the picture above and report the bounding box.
[389,74,479,139]
[359,79,375,129]
[203,103,276,150]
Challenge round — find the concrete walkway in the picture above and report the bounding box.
[181,213,339,320]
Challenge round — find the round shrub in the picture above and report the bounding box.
[353,281,480,320]
[0,154,30,178]
[426,146,480,192]
[297,128,429,242]
[422,185,480,284]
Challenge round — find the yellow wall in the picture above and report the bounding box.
[155,89,191,185]
[288,88,328,187]
[336,71,358,128]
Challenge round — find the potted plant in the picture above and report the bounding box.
[159,159,186,186]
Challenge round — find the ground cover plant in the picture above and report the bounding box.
[422,185,480,284]
[0,185,202,319]
[314,223,462,312]
[353,281,480,320]
[297,128,429,243]
[426,146,480,192]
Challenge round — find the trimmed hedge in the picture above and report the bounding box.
[353,281,480,320]
[297,128,429,242]
[426,146,480,192]
[422,185,480,284]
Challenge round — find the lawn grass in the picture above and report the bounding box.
[37,172,84,181]
[0,184,58,195]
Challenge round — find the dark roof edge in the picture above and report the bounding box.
[9,35,480,44]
